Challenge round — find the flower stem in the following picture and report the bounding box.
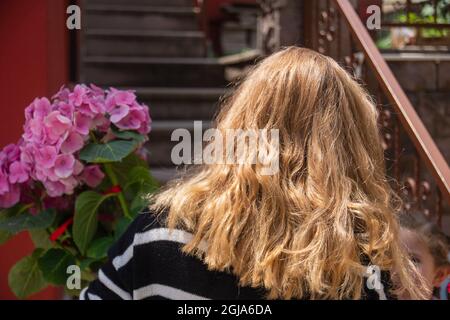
[103,163,131,219]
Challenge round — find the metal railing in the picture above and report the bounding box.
[301,0,449,226]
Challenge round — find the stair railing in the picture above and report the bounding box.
[301,0,450,226]
[79,0,450,222]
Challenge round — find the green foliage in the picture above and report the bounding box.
[80,129,146,163]
[87,236,114,259]
[0,230,12,245]
[114,216,133,241]
[112,127,146,144]
[79,140,138,163]
[38,248,76,285]
[125,166,159,216]
[8,249,47,299]
[29,229,53,249]
[73,191,114,255]
[4,132,156,299]
[0,208,55,234]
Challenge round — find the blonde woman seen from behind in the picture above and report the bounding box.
[82,47,427,300]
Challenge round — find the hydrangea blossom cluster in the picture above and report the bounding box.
[0,84,151,208]
[0,144,28,207]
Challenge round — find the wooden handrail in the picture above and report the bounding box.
[334,0,450,202]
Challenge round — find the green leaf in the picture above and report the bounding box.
[0,230,12,245]
[38,248,76,285]
[8,249,47,299]
[79,257,98,271]
[125,167,159,192]
[29,229,53,249]
[124,167,159,215]
[87,237,114,259]
[73,191,113,255]
[111,128,146,144]
[79,140,137,163]
[130,196,149,217]
[0,207,17,245]
[109,154,149,187]
[0,209,56,233]
[0,204,30,222]
[114,216,133,241]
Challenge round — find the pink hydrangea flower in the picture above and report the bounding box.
[109,104,130,123]
[3,144,20,162]
[81,165,105,188]
[69,84,87,107]
[93,114,110,132]
[52,85,70,101]
[35,146,58,169]
[8,162,29,184]
[61,176,79,195]
[54,154,75,179]
[106,89,136,111]
[116,105,148,131]
[1,84,152,205]
[25,98,51,121]
[0,144,29,208]
[73,160,84,176]
[0,171,10,194]
[61,131,84,154]
[44,111,72,140]
[74,112,92,135]
[57,102,75,119]
[0,184,20,208]
[43,180,66,198]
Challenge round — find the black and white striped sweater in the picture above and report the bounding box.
[81,212,394,300]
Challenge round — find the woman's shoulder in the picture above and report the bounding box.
[105,209,168,261]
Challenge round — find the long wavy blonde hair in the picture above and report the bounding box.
[150,47,427,299]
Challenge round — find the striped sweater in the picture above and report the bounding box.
[81,212,394,300]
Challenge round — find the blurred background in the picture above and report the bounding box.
[0,0,448,299]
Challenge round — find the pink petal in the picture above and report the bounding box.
[44,111,72,139]
[61,131,84,154]
[54,154,75,179]
[74,112,92,135]
[0,172,10,194]
[8,162,29,184]
[43,180,66,197]
[35,146,57,169]
[109,104,130,123]
[73,160,84,176]
[0,184,20,208]
[81,165,105,188]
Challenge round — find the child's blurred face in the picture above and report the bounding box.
[399,228,436,299]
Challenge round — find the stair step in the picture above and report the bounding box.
[134,87,226,99]
[151,167,182,185]
[151,120,212,131]
[130,87,227,120]
[84,29,205,57]
[148,120,212,166]
[88,0,195,7]
[84,5,200,31]
[82,57,226,87]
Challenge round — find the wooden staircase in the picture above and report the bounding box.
[80,0,227,183]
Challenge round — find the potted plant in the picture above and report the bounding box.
[0,84,158,299]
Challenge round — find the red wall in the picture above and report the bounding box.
[0,0,70,299]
